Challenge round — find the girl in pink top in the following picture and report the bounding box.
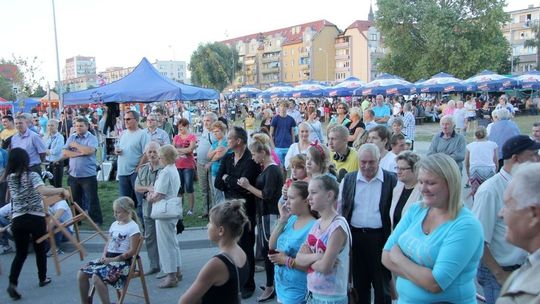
[173,118,197,215]
[296,175,350,303]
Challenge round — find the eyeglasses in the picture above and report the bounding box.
[396,167,412,172]
[124,118,133,121]
[338,107,345,109]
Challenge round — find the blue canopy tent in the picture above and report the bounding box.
[258,83,293,100]
[415,72,467,93]
[64,58,219,105]
[230,86,262,99]
[514,70,540,90]
[287,81,327,98]
[12,98,39,113]
[353,73,413,96]
[325,77,366,97]
[463,70,518,92]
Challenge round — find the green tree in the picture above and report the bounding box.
[376,0,511,81]
[30,84,46,97]
[524,22,540,70]
[0,75,16,100]
[189,42,240,92]
[1,56,44,97]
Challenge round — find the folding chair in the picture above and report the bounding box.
[89,235,150,304]
[36,189,107,275]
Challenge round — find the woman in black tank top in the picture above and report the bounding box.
[179,200,250,304]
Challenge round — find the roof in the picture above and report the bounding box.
[221,19,336,46]
[346,20,373,32]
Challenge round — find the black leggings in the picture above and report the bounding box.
[9,214,48,286]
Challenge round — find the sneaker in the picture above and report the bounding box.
[1,245,13,255]
[46,248,64,257]
[186,210,193,216]
[156,271,168,279]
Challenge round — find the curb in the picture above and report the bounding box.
[62,227,215,253]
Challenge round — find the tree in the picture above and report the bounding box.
[376,0,510,81]
[0,75,16,100]
[188,42,241,92]
[30,84,46,97]
[524,22,540,70]
[0,55,44,97]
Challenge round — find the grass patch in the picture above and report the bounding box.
[92,180,209,229]
[87,114,540,229]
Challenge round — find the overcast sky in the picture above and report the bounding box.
[0,0,530,86]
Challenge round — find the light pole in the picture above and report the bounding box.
[319,48,328,83]
[51,0,63,110]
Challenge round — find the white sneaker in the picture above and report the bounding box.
[186,210,193,216]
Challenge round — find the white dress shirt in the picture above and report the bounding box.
[350,167,384,228]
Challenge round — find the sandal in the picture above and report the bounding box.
[158,277,178,288]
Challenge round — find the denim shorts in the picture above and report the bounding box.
[177,168,195,194]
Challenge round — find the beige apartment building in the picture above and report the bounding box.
[223,20,339,88]
[222,7,385,89]
[502,4,540,74]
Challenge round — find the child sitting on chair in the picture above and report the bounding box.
[46,199,74,256]
[77,197,141,304]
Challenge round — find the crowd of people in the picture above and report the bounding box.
[0,93,539,303]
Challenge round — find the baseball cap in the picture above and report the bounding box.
[502,135,540,160]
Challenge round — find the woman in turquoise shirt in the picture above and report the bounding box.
[382,153,484,304]
[268,181,317,304]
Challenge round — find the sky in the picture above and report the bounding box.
[0,0,530,87]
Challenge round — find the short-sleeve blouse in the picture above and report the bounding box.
[154,164,181,199]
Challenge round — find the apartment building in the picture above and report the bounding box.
[223,20,339,88]
[502,4,540,74]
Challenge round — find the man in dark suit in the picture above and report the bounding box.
[215,126,261,299]
[339,143,397,304]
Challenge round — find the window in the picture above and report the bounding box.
[291,49,295,55]
[370,34,377,41]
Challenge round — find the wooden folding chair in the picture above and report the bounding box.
[89,235,150,304]
[36,189,108,275]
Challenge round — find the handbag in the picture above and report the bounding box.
[150,197,182,220]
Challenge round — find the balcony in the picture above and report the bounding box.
[244,59,255,65]
[335,42,350,49]
[335,66,350,73]
[261,56,279,63]
[335,54,350,60]
[261,67,279,74]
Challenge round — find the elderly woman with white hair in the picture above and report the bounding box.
[147,144,182,288]
[488,108,520,170]
[427,115,466,172]
[497,163,540,303]
[347,107,365,147]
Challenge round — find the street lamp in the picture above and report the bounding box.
[319,48,328,83]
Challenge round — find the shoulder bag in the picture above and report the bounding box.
[150,197,182,220]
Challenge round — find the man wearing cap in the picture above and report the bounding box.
[472,135,540,304]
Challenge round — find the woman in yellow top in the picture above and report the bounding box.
[244,111,256,141]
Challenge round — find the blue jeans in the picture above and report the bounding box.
[0,215,11,246]
[119,173,143,220]
[477,264,501,304]
[177,168,195,194]
[68,175,103,225]
[274,147,289,166]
